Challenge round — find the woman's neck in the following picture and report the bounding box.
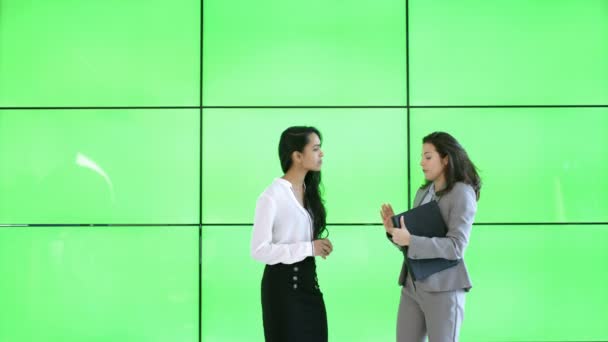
[282,168,307,189]
[433,176,446,193]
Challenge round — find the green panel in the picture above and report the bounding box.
[317,226,403,341]
[410,108,608,223]
[201,226,264,342]
[202,109,407,224]
[463,225,608,341]
[0,226,198,342]
[1,225,602,341]
[0,110,199,224]
[409,0,608,105]
[202,0,406,106]
[201,226,403,341]
[202,225,608,342]
[0,0,199,107]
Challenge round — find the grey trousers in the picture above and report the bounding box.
[397,276,466,342]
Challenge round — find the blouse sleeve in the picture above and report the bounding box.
[250,194,314,265]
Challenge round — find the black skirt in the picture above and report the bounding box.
[261,257,328,342]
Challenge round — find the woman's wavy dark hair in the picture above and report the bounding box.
[278,126,328,238]
[422,132,482,200]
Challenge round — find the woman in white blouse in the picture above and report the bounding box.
[251,126,333,342]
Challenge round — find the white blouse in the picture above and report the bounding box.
[250,178,314,265]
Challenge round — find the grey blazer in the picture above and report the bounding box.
[393,182,477,292]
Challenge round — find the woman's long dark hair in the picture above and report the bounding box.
[278,126,328,238]
[422,132,482,200]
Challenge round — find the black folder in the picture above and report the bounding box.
[391,201,460,280]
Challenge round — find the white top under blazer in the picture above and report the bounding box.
[250,178,315,265]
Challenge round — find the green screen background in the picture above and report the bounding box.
[1,0,607,341]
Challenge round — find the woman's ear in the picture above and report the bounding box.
[292,151,302,164]
[442,155,449,166]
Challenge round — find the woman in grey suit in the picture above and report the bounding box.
[380,132,481,342]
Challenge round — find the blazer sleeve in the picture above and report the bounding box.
[407,184,477,260]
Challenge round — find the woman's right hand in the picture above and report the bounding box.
[313,239,333,259]
[380,203,395,234]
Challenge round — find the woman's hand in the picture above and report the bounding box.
[380,203,396,234]
[390,216,411,246]
[313,239,333,259]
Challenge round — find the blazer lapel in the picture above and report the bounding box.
[412,186,431,207]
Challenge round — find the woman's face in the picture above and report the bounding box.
[420,143,448,182]
[297,133,324,172]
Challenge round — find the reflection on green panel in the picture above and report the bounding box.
[463,225,608,341]
[409,0,608,105]
[202,109,407,224]
[410,108,608,223]
[0,110,199,224]
[203,0,406,106]
[201,226,402,341]
[0,0,199,107]
[0,226,198,342]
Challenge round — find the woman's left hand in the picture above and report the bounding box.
[390,216,411,246]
